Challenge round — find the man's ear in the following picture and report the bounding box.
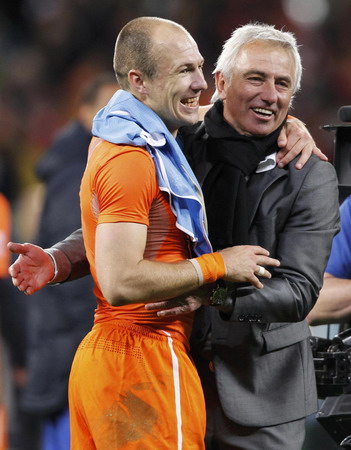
[215,72,227,100]
[128,69,147,95]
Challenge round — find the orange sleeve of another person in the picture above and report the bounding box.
[0,193,11,278]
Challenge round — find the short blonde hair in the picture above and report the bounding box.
[113,17,189,90]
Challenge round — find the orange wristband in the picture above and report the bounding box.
[189,252,226,284]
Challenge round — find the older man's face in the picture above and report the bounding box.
[217,40,295,137]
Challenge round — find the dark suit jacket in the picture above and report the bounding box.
[190,148,340,427]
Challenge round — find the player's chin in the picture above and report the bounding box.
[180,111,200,127]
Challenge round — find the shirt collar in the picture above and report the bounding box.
[256,152,277,173]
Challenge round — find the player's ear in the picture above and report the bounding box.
[128,69,148,95]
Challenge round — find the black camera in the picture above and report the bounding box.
[311,328,351,398]
[311,328,351,446]
[322,105,351,203]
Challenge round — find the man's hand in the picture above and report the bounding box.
[277,117,328,169]
[7,242,54,295]
[145,285,212,317]
[146,244,280,315]
[220,245,280,289]
[145,295,202,317]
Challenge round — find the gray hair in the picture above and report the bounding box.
[211,22,302,102]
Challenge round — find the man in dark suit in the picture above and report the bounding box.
[8,23,339,450]
[148,23,339,449]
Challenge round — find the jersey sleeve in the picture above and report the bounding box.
[94,147,158,226]
[325,195,351,278]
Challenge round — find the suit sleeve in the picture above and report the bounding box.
[229,160,340,323]
[51,228,90,282]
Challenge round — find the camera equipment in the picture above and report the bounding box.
[310,107,351,446]
[311,328,351,398]
[311,328,351,446]
[322,105,351,203]
[315,394,351,448]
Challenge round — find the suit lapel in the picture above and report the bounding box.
[198,155,288,228]
[246,167,287,226]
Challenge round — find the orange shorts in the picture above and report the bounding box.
[68,322,206,449]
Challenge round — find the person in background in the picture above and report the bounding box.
[307,194,351,327]
[303,198,351,450]
[18,72,118,450]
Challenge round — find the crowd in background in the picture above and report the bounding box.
[0,0,351,242]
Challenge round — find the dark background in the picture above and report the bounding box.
[0,0,350,239]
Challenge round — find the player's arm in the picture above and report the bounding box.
[95,221,280,306]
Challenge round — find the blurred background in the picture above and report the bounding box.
[0,0,350,240]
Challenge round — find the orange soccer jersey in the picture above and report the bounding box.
[69,138,206,449]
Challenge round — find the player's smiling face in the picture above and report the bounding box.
[143,26,207,136]
[216,40,295,136]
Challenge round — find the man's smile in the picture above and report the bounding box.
[181,96,200,108]
[252,107,274,117]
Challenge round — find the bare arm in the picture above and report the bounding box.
[95,222,280,306]
[306,273,351,325]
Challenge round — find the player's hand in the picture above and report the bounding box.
[7,242,54,295]
[277,117,327,169]
[220,245,280,289]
